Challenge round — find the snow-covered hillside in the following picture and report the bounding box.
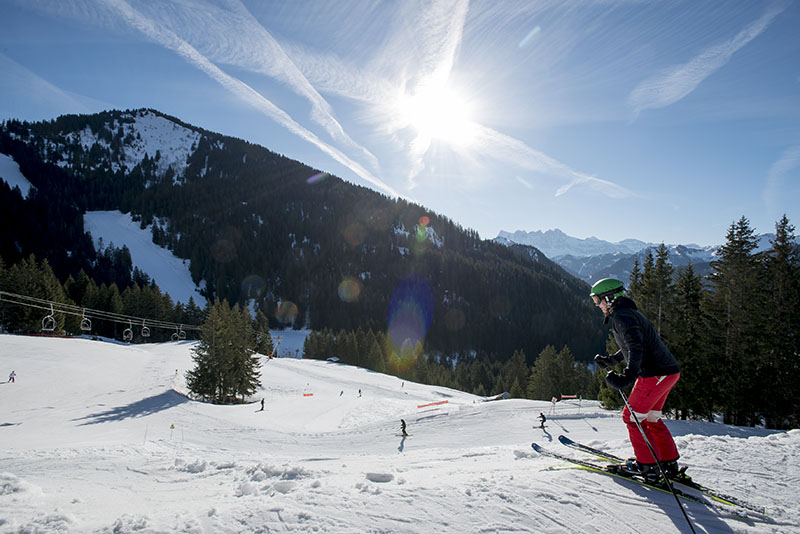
[0,153,33,198]
[83,210,206,307]
[56,110,201,181]
[1,334,797,533]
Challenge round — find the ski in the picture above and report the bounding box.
[557,435,766,515]
[532,443,711,506]
[531,442,762,522]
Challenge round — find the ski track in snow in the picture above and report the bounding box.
[0,334,798,533]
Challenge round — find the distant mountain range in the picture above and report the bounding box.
[495,229,775,284]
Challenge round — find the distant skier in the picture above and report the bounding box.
[400,419,408,436]
[358,389,362,397]
[8,370,15,383]
[590,278,682,481]
[538,412,546,429]
[260,398,265,411]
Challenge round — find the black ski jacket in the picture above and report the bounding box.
[608,297,680,387]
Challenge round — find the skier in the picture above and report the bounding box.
[590,278,682,482]
[538,412,546,429]
[260,398,265,411]
[8,370,15,383]
[400,419,408,436]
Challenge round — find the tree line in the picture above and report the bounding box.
[0,252,204,342]
[303,215,800,430]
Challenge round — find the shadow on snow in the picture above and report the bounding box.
[73,390,189,425]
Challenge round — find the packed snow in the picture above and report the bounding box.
[0,153,32,198]
[83,210,206,307]
[1,334,798,533]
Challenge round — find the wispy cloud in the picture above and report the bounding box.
[764,144,800,218]
[99,0,398,197]
[629,4,786,115]
[0,52,107,118]
[109,0,380,171]
[472,124,635,198]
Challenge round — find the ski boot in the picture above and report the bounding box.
[662,459,692,484]
[608,458,661,484]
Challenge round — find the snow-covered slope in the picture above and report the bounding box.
[55,110,201,181]
[1,334,797,533]
[0,153,33,197]
[83,210,206,306]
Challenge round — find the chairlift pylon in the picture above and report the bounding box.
[42,304,56,332]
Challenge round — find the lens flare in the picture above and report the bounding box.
[306,172,329,184]
[211,239,235,263]
[241,275,266,298]
[386,276,433,372]
[275,301,298,324]
[338,277,362,303]
[343,222,367,247]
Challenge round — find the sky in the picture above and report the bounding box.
[0,1,798,247]
[2,333,796,532]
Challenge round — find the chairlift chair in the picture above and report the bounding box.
[80,309,91,331]
[41,304,56,332]
[141,320,150,338]
[123,320,133,342]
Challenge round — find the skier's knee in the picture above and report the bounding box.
[646,410,662,423]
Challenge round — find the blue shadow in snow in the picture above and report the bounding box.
[73,390,189,425]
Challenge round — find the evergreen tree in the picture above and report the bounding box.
[526,345,578,401]
[652,243,674,338]
[762,216,800,428]
[669,263,712,420]
[186,299,260,403]
[504,350,529,398]
[703,217,763,426]
[253,310,273,357]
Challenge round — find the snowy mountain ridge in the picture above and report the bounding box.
[495,228,710,259]
[497,228,776,283]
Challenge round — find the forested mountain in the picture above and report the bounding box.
[0,109,605,363]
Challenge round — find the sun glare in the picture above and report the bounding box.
[399,84,476,148]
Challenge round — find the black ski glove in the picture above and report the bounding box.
[605,369,636,390]
[594,354,615,370]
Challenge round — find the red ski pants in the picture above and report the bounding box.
[622,373,680,464]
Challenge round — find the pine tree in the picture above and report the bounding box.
[670,263,712,420]
[186,299,260,403]
[762,215,800,428]
[526,345,578,401]
[704,217,763,426]
[652,243,674,338]
[504,350,529,398]
[253,310,273,357]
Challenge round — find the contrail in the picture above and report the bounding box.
[98,0,398,197]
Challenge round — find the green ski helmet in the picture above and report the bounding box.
[589,278,625,305]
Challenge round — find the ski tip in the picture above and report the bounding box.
[557,435,573,445]
[531,442,543,452]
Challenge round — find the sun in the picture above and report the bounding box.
[398,83,477,148]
